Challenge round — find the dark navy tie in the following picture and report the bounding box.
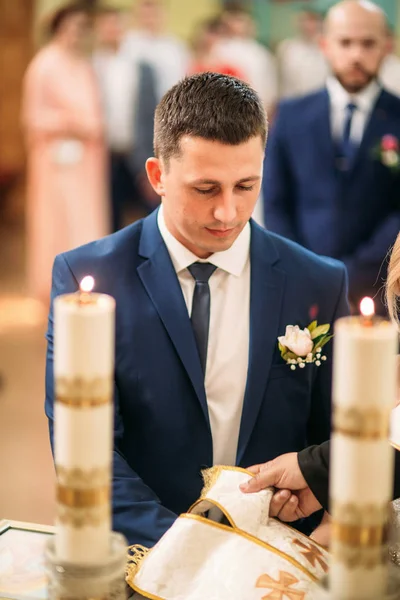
[340,102,358,161]
[188,262,217,375]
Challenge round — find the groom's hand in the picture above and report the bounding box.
[240,452,322,521]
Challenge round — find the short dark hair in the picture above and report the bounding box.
[222,2,251,17]
[154,72,267,164]
[49,2,88,36]
[203,15,224,34]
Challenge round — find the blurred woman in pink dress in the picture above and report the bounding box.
[22,3,109,305]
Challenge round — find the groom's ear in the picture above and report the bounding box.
[146,157,165,196]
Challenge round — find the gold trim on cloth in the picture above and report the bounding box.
[182,514,318,582]
[194,465,328,552]
[56,504,110,528]
[55,376,113,408]
[126,514,318,599]
[56,465,110,488]
[189,498,236,527]
[126,466,325,598]
[200,465,255,497]
[333,404,391,439]
[126,544,150,580]
[56,484,110,508]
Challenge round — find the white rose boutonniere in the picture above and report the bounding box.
[278,321,333,370]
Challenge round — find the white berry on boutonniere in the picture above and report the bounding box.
[278,321,333,370]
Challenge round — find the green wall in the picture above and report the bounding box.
[254,0,398,48]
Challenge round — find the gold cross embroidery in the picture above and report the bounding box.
[292,538,328,573]
[255,571,305,600]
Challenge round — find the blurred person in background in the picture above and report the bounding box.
[93,7,158,232]
[189,16,244,78]
[214,3,278,116]
[122,0,189,102]
[277,9,328,99]
[263,0,400,315]
[380,25,400,97]
[22,2,109,306]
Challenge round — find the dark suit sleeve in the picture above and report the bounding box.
[342,212,400,289]
[306,265,350,447]
[262,105,298,241]
[45,255,177,548]
[298,441,330,510]
[299,443,400,512]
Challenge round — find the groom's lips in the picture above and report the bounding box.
[205,227,235,238]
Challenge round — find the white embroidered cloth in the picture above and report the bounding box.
[127,466,329,600]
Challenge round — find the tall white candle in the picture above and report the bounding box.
[330,298,398,599]
[54,277,115,564]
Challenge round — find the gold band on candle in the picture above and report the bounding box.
[55,376,113,407]
[333,405,391,440]
[331,521,388,547]
[56,395,111,408]
[57,485,110,508]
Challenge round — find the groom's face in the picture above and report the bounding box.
[146,135,264,258]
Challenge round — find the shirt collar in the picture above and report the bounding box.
[157,205,250,277]
[326,76,381,114]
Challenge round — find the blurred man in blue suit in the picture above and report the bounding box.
[263,0,400,313]
[45,73,348,547]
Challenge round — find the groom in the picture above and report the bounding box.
[45,72,349,547]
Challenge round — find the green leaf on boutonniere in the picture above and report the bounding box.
[313,334,333,351]
[283,351,298,361]
[311,324,330,340]
[278,341,286,355]
[307,320,318,333]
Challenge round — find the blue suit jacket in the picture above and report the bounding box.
[45,210,349,547]
[263,87,400,309]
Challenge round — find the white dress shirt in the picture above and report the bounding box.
[326,77,381,144]
[157,206,250,470]
[92,49,137,152]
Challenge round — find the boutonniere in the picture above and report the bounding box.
[278,321,333,370]
[372,134,400,172]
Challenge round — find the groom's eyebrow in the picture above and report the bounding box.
[191,175,261,185]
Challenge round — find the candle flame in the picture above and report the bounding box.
[360,297,375,318]
[80,276,95,293]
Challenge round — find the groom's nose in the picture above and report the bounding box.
[212,191,237,224]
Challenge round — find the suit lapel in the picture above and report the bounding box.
[237,225,286,464]
[350,90,390,173]
[137,211,209,428]
[311,90,336,171]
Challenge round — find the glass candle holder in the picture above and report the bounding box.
[45,531,128,600]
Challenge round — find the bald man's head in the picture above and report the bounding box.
[321,0,389,93]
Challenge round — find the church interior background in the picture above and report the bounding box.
[0,0,399,529]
